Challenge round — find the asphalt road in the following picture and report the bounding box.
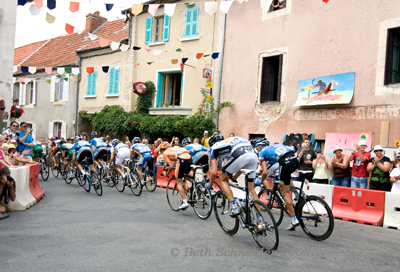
[1,175,400,272]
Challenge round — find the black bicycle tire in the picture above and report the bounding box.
[144,170,157,192]
[166,178,181,212]
[82,171,91,192]
[250,200,279,252]
[297,195,334,241]
[114,170,125,193]
[258,188,285,227]
[129,173,142,196]
[40,161,49,181]
[50,161,59,178]
[92,171,102,196]
[213,191,239,236]
[192,183,213,220]
[102,167,115,187]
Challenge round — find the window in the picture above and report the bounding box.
[55,123,62,139]
[58,79,64,101]
[384,28,400,85]
[50,76,69,102]
[13,83,20,101]
[269,0,286,12]
[48,121,66,139]
[26,81,36,105]
[156,72,182,107]
[260,55,283,103]
[86,72,97,96]
[108,68,120,95]
[184,8,199,38]
[145,15,170,44]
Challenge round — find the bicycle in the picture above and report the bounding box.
[166,165,214,220]
[129,158,157,193]
[257,176,334,241]
[79,158,102,196]
[98,159,115,187]
[114,159,142,196]
[213,169,279,253]
[50,152,64,178]
[38,155,49,181]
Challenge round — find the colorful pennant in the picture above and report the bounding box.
[148,4,160,16]
[86,67,94,74]
[69,2,80,13]
[220,1,233,14]
[105,4,114,11]
[164,4,176,17]
[131,4,143,16]
[46,13,56,24]
[34,0,43,9]
[205,2,218,15]
[45,67,52,74]
[102,66,109,73]
[47,0,56,10]
[65,23,74,34]
[29,3,41,16]
[99,38,110,47]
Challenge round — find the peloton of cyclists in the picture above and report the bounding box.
[72,135,99,185]
[109,138,131,179]
[181,137,210,178]
[131,137,152,186]
[89,131,108,169]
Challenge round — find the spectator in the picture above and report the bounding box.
[193,138,200,144]
[0,97,5,125]
[2,121,19,140]
[298,139,316,183]
[171,136,181,147]
[2,133,11,145]
[149,140,159,173]
[16,122,34,163]
[201,131,210,148]
[349,141,371,189]
[105,135,111,145]
[329,146,351,187]
[153,144,166,177]
[0,167,16,214]
[390,151,400,193]
[125,141,132,148]
[82,132,89,141]
[229,133,235,137]
[290,145,300,181]
[0,144,16,168]
[367,145,391,191]
[312,147,329,184]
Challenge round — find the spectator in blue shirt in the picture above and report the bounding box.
[17,122,34,162]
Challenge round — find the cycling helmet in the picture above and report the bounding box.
[74,135,82,142]
[60,139,66,145]
[182,137,192,146]
[255,138,269,148]
[396,150,400,158]
[208,134,224,147]
[132,137,140,143]
[250,138,259,147]
[91,131,97,137]
[160,141,171,150]
[111,139,120,146]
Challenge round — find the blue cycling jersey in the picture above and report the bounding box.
[184,143,207,156]
[209,137,252,160]
[131,143,151,155]
[90,138,106,148]
[258,144,293,164]
[73,140,91,151]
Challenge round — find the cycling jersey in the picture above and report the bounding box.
[61,143,74,151]
[73,141,93,164]
[258,144,293,165]
[163,146,191,163]
[111,143,129,153]
[209,137,252,161]
[73,140,91,151]
[131,143,151,156]
[90,138,107,148]
[184,143,207,156]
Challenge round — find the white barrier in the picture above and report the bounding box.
[20,166,36,207]
[293,181,334,208]
[383,192,400,230]
[7,167,29,211]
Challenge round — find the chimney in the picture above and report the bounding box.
[85,11,107,33]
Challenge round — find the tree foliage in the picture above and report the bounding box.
[136,81,156,115]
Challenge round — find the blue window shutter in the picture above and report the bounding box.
[145,17,153,44]
[184,10,192,38]
[191,8,199,38]
[109,68,115,94]
[114,69,120,94]
[92,72,97,95]
[163,15,170,42]
[86,73,92,96]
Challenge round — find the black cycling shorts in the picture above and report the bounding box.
[77,150,94,165]
[176,158,192,179]
[279,152,299,185]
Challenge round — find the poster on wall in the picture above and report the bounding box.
[294,72,355,106]
[203,66,213,80]
[324,133,372,162]
[281,133,316,151]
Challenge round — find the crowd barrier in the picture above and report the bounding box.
[383,192,400,230]
[7,166,35,211]
[156,166,175,188]
[293,181,334,208]
[27,163,45,201]
[332,187,385,226]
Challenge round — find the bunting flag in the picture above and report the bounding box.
[164,4,176,17]
[171,59,179,64]
[21,66,29,73]
[203,54,210,57]
[212,52,220,59]
[153,50,162,56]
[180,63,185,73]
[99,38,110,47]
[46,79,51,84]
[148,4,160,16]
[131,4,143,16]
[182,58,188,64]
[185,3,196,9]
[13,66,18,73]
[145,48,151,53]
[86,67,94,74]
[72,76,78,82]
[65,23,74,34]
[110,41,120,50]
[120,44,129,52]
[34,0,43,9]
[260,0,273,10]
[192,57,199,62]
[196,53,204,59]
[147,62,154,65]
[45,67,52,74]
[65,67,72,74]
[323,0,329,3]
[133,46,141,50]
[72,67,80,75]
[18,0,27,6]
[18,78,26,84]
[89,33,97,40]
[102,66,109,73]
[176,48,183,53]
[46,13,56,24]
[61,75,69,81]
[205,2,218,15]
[220,1,233,14]
[47,0,56,10]
[69,2,80,13]
[57,67,65,75]
[28,67,37,74]
[29,3,41,16]
[105,4,114,11]
[127,63,133,69]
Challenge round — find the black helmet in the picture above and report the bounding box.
[91,131,97,137]
[250,138,259,147]
[208,134,224,147]
[256,138,269,148]
[182,137,191,145]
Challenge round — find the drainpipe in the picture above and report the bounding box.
[215,13,226,130]
[74,56,81,136]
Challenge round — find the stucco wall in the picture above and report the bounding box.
[0,0,16,130]
[220,0,400,146]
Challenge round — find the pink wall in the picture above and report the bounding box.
[219,0,400,145]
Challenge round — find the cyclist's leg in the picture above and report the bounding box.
[175,159,186,200]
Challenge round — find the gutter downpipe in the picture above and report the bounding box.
[215,13,226,130]
[74,55,81,136]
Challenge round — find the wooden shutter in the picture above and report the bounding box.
[260,58,270,103]
[191,8,199,38]
[184,9,192,38]
[50,76,55,102]
[384,29,394,85]
[61,122,67,139]
[276,54,283,102]
[48,122,53,138]
[114,69,120,94]
[145,17,153,44]
[92,72,97,95]
[86,73,92,96]
[163,15,170,42]
[109,68,115,94]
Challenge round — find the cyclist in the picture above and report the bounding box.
[72,135,99,184]
[109,139,130,178]
[131,139,152,186]
[208,134,259,217]
[50,138,61,169]
[60,139,74,179]
[258,141,300,231]
[89,131,108,169]
[32,141,43,163]
[182,137,209,177]
[163,144,192,210]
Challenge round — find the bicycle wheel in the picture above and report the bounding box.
[82,172,91,192]
[101,167,114,187]
[92,171,102,196]
[166,178,182,211]
[50,161,59,178]
[60,163,67,180]
[258,188,284,227]
[114,171,125,193]
[40,161,49,181]
[129,172,142,196]
[297,195,334,241]
[213,191,239,235]
[192,183,212,220]
[144,170,157,192]
[250,200,279,252]
[76,169,84,187]
[212,181,222,193]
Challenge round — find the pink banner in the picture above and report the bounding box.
[324,133,372,159]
